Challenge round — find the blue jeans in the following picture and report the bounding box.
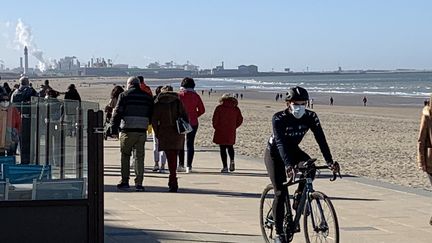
[179,125,198,168]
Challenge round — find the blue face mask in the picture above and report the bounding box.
[290,104,306,119]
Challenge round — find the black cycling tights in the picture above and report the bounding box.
[219,145,234,168]
[264,146,312,235]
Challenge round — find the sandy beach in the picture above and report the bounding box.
[10,76,430,190]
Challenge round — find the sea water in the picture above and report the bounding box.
[195,72,432,98]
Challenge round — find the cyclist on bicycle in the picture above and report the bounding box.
[264,86,338,243]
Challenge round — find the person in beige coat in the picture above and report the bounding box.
[417,94,432,226]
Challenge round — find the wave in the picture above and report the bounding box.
[195,76,432,98]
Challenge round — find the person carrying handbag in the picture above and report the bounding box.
[152,86,188,192]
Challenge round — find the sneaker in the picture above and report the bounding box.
[152,164,159,172]
[135,185,145,192]
[117,182,130,190]
[221,167,229,173]
[274,234,287,243]
[229,160,235,172]
[159,164,166,173]
[186,167,192,173]
[177,166,186,172]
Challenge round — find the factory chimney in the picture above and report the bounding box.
[24,46,29,75]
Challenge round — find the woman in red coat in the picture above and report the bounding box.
[212,94,243,173]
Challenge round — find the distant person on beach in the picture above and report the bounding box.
[110,77,154,192]
[310,99,314,109]
[178,77,205,173]
[64,84,81,102]
[152,86,167,173]
[212,93,243,173]
[208,91,211,97]
[45,89,64,166]
[11,76,37,164]
[64,84,81,136]
[424,99,429,106]
[264,86,339,242]
[240,93,243,100]
[3,82,12,97]
[38,79,59,98]
[137,76,153,96]
[330,96,334,106]
[275,93,279,102]
[105,85,124,125]
[152,85,188,192]
[363,96,368,106]
[202,90,204,95]
[0,88,21,156]
[417,94,432,226]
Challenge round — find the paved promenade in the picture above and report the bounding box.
[104,140,432,243]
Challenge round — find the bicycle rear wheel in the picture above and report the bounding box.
[259,184,276,243]
[303,191,339,243]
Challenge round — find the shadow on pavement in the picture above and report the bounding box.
[329,196,380,201]
[104,184,262,198]
[105,224,160,243]
[105,224,260,243]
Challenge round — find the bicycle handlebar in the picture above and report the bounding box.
[294,159,342,182]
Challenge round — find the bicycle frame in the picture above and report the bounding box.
[283,169,329,235]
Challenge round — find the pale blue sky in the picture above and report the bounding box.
[0,0,431,71]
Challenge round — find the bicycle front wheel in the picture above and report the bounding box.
[259,184,275,243]
[303,191,339,243]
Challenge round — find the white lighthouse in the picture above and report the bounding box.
[24,46,29,75]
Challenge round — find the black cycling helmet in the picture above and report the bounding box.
[285,86,309,102]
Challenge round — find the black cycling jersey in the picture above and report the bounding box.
[268,109,333,167]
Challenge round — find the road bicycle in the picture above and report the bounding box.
[260,159,341,243]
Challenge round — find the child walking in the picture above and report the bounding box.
[212,94,243,173]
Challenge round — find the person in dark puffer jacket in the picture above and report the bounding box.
[111,76,154,191]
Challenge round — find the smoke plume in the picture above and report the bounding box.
[14,19,52,72]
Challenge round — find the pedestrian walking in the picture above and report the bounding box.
[178,77,205,173]
[212,94,243,173]
[152,85,188,192]
[417,94,432,226]
[111,77,154,192]
[63,84,81,137]
[3,82,12,97]
[0,88,21,156]
[363,96,368,106]
[106,86,124,120]
[151,86,167,173]
[330,96,334,106]
[11,76,37,164]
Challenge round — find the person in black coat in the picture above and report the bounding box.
[64,84,81,102]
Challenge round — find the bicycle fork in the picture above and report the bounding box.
[305,191,329,234]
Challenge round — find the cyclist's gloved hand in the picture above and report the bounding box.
[285,165,297,180]
[327,160,340,173]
